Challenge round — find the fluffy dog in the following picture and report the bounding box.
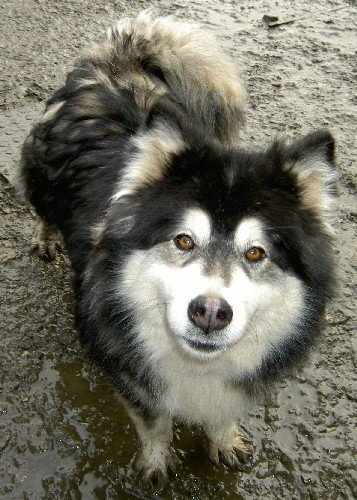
[21,11,338,487]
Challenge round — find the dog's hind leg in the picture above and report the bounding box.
[126,406,177,490]
[204,420,252,468]
[31,218,62,261]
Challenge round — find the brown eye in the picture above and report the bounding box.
[245,246,266,262]
[175,234,195,251]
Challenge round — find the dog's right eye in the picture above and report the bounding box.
[244,246,266,262]
[174,234,195,251]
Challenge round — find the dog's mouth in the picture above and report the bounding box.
[178,336,229,358]
[185,339,222,352]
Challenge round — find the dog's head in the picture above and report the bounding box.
[97,104,338,374]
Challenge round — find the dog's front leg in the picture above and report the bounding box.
[126,405,177,489]
[204,420,251,468]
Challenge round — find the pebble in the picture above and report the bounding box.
[12,473,29,484]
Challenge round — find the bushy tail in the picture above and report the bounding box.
[87,11,245,143]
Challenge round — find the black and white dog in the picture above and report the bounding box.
[21,11,338,486]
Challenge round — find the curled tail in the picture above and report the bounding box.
[87,11,245,143]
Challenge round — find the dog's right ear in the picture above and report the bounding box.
[112,100,187,201]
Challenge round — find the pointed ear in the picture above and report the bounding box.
[283,130,339,232]
[112,102,187,201]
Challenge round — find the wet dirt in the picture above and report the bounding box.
[0,0,356,498]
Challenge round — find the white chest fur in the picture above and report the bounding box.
[155,351,249,426]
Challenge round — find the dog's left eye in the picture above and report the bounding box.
[174,234,195,251]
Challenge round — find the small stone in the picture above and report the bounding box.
[12,473,29,484]
[352,337,357,355]
[262,14,279,23]
[39,441,48,451]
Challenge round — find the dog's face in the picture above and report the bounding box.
[121,207,306,361]
[101,111,337,369]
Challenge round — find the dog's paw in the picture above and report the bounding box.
[208,428,252,468]
[31,221,62,261]
[134,446,178,491]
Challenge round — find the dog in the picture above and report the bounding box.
[20,11,338,487]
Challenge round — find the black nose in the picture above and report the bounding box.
[188,295,233,334]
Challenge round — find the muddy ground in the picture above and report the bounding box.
[0,0,356,498]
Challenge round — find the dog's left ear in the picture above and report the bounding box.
[283,130,339,232]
